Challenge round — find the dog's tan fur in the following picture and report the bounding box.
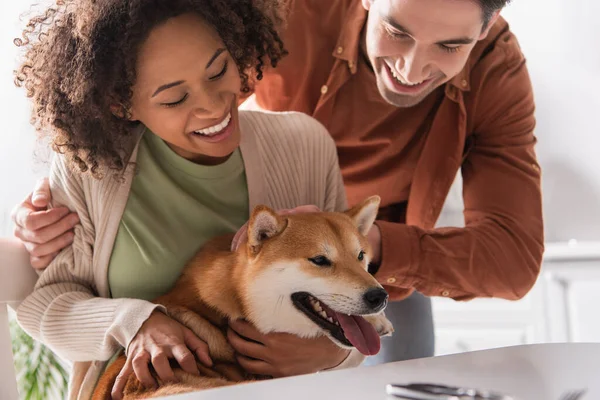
[92,196,393,399]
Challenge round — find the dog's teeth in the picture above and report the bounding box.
[327,317,334,323]
[315,304,323,312]
[319,310,328,319]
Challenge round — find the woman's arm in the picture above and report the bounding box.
[16,154,163,362]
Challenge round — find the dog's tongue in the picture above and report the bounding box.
[335,312,381,356]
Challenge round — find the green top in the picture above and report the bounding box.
[107,130,249,300]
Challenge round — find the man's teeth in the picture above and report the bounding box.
[390,67,423,86]
[194,113,231,136]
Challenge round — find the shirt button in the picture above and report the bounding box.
[461,79,468,88]
[386,277,397,284]
[348,60,354,69]
[320,85,328,95]
[336,46,344,54]
[441,290,450,297]
[531,163,540,172]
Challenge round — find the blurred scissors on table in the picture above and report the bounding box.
[385,383,515,400]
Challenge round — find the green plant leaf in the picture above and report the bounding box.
[9,316,69,400]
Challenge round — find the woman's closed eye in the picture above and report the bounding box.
[209,60,228,81]
[160,61,229,108]
[162,93,189,108]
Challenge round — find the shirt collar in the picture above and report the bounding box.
[447,17,509,92]
[333,2,368,74]
[448,66,471,92]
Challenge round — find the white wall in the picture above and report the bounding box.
[0,3,49,236]
[502,1,600,242]
[0,1,599,242]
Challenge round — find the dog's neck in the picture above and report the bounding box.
[190,237,249,326]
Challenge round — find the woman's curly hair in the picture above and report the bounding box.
[14,0,287,177]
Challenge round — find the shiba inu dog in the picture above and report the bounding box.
[92,195,393,399]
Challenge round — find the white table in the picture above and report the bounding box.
[165,343,599,399]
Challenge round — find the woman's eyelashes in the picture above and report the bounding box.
[160,60,229,108]
[209,60,228,81]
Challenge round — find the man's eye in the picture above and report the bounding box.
[385,27,409,39]
[439,44,461,54]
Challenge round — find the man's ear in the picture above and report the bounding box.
[247,205,287,254]
[345,195,380,236]
[479,10,501,40]
[361,0,374,11]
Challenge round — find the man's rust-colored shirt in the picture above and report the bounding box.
[252,0,544,301]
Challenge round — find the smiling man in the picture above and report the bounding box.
[13,0,543,372]
[244,0,544,364]
[364,0,496,107]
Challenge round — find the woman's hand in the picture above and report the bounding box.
[111,311,213,400]
[227,319,349,378]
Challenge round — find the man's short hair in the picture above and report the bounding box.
[477,0,511,28]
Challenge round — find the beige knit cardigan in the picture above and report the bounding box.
[17,110,365,399]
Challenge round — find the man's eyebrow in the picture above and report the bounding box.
[382,16,414,36]
[437,37,475,45]
[382,15,475,45]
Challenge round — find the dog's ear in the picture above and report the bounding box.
[247,205,287,254]
[345,195,381,236]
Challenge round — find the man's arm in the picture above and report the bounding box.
[11,177,79,269]
[372,39,544,301]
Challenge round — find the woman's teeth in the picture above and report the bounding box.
[193,113,231,136]
[390,66,423,86]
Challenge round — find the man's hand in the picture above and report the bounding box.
[227,319,350,378]
[111,311,213,400]
[230,205,320,251]
[11,178,79,269]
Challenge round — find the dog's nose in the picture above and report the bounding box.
[363,288,388,311]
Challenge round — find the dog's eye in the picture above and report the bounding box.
[358,250,365,261]
[308,255,332,267]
